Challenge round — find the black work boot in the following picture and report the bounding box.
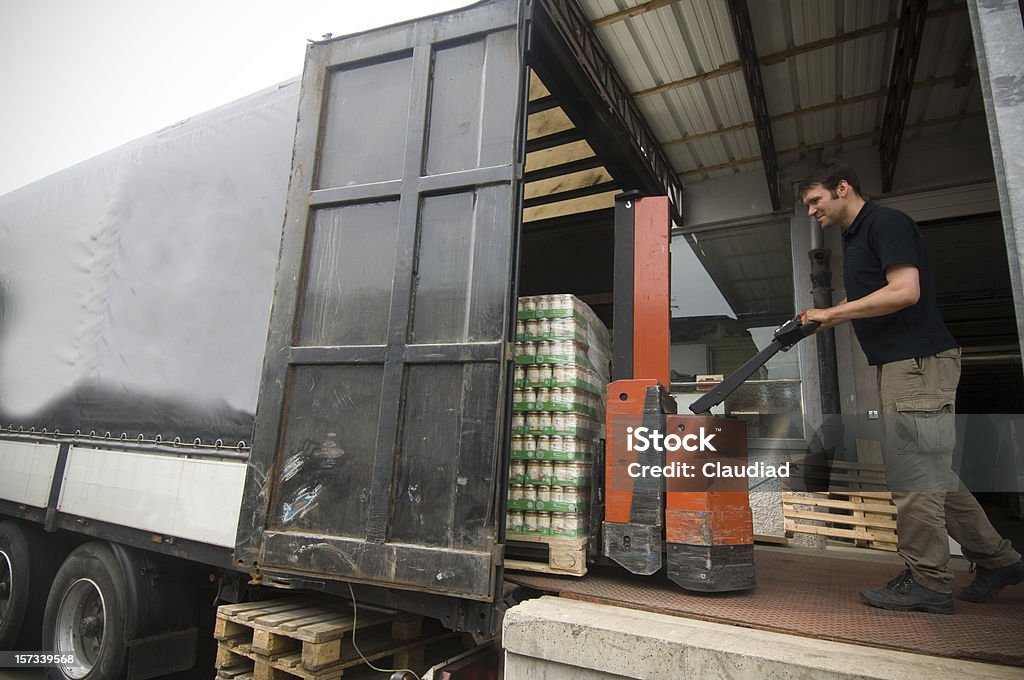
[859,569,954,614]
[957,559,1024,602]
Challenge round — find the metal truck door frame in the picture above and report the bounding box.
[235,0,529,603]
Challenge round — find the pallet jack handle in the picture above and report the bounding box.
[688,315,819,415]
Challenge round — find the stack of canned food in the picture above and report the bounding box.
[507,294,610,540]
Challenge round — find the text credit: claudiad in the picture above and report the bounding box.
[625,426,790,479]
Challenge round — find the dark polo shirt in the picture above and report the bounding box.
[842,201,957,365]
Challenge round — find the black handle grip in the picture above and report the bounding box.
[774,315,820,350]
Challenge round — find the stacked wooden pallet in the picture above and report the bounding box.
[782,458,898,552]
[504,533,589,576]
[214,597,452,680]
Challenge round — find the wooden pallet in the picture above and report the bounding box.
[214,598,445,680]
[783,458,898,551]
[505,534,588,576]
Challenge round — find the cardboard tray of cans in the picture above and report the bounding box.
[515,363,604,396]
[511,435,593,461]
[511,411,600,438]
[513,338,607,375]
[506,507,589,538]
[510,460,592,487]
[516,294,607,333]
[512,387,603,418]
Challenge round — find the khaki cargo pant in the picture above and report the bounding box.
[879,347,1021,592]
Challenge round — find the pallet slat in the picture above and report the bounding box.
[506,536,588,576]
[784,520,899,545]
[783,509,897,529]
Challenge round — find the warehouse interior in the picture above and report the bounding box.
[515,0,1022,546]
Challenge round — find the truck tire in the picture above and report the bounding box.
[0,520,56,650]
[42,543,130,680]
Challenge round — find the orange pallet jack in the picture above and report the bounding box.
[602,193,816,591]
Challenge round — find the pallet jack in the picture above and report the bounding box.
[602,194,817,591]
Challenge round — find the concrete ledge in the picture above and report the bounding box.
[502,596,1021,680]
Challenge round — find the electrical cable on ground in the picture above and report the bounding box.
[348,581,422,680]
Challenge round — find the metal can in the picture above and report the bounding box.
[522,436,537,454]
[560,512,584,537]
[555,462,590,485]
[507,510,525,532]
[536,485,551,503]
[535,511,552,532]
[510,460,526,484]
[550,512,565,534]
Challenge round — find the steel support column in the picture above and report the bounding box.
[726,0,781,210]
[967,0,1024,379]
[879,0,928,193]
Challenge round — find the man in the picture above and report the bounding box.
[799,160,1023,614]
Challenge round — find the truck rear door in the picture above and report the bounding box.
[235,0,527,604]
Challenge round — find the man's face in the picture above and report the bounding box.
[802,181,849,229]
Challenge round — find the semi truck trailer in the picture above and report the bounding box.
[0,1,694,677]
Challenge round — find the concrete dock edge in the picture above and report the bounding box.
[502,596,1021,679]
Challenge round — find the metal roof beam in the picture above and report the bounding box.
[678,111,984,178]
[527,94,562,114]
[726,0,781,210]
[879,0,929,192]
[522,180,620,208]
[592,0,681,29]
[634,5,964,99]
[524,155,606,183]
[526,127,587,153]
[661,76,955,148]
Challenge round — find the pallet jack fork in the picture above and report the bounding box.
[602,194,817,591]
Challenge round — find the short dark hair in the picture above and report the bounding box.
[798,160,863,198]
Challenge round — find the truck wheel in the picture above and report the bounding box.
[42,543,129,680]
[0,520,55,650]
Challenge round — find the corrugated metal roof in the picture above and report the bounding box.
[578,0,983,183]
